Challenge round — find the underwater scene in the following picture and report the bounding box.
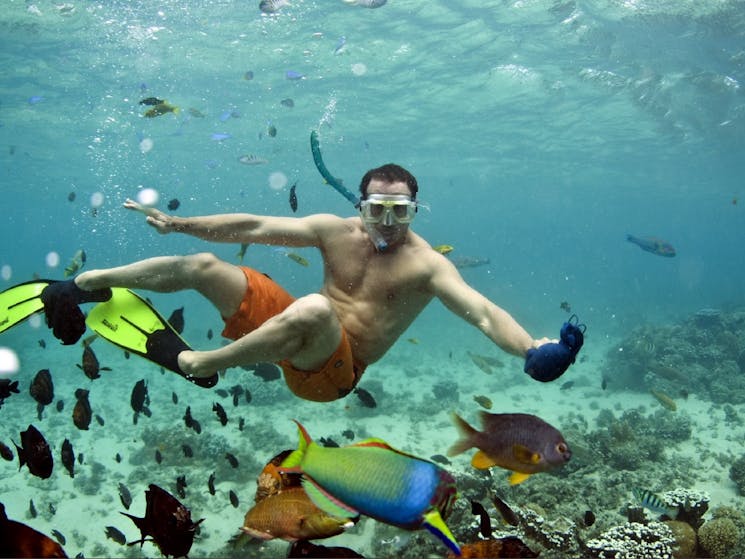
[1,0,745,557]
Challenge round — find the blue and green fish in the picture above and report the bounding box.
[280,420,461,555]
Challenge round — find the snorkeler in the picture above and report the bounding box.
[1,163,582,401]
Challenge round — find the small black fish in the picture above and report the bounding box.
[168,307,185,334]
[584,510,596,527]
[0,378,19,407]
[67,191,76,202]
[245,387,252,404]
[77,452,84,465]
[121,484,204,559]
[29,499,37,518]
[95,414,105,426]
[119,483,133,510]
[105,525,127,545]
[155,449,163,464]
[601,376,608,390]
[77,344,111,380]
[29,369,54,421]
[131,379,151,425]
[72,388,92,430]
[289,181,298,212]
[115,452,122,463]
[176,475,188,499]
[208,472,216,495]
[15,425,53,479]
[288,540,364,558]
[319,437,339,448]
[225,452,239,468]
[491,493,519,527]
[139,96,165,106]
[61,439,74,478]
[280,98,294,108]
[246,362,281,381]
[0,442,13,461]
[229,490,239,508]
[238,417,245,431]
[207,329,213,340]
[430,454,451,465]
[183,406,202,434]
[51,529,66,545]
[55,400,64,412]
[124,350,130,359]
[172,391,178,405]
[38,339,46,348]
[215,388,229,398]
[560,380,575,390]
[342,429,354,440]
[212,402,228,426]
[167,198,180,211]
[48,503,56,516]
[353,387,377,408]
[182,444,193,458]
[471,500,492,538]
[267,124,277,137]
[228,384,244,407]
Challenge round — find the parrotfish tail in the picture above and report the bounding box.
[281,419,311,469]
[423,509,461,557]
[447,413,477,457]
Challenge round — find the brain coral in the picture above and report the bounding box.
[698,517,740,559]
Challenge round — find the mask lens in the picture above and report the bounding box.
[361,195,415,224]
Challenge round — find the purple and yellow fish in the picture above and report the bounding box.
[626,234,676,257]
[280,420,461,555]
[448,412,571,485]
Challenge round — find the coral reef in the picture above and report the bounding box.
[602,307,745,404]
[729,454,745,496]
[662,520,696,559]
[584,521,675,559]
[698,516,740,559]
[662,488,709,529]
[582,407,691,471]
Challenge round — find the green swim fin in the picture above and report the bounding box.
[86,288,218,388]
[0,279,52,334]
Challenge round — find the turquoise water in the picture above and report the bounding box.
[1,1,744,557]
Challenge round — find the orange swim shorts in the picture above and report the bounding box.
[221,266,366,402]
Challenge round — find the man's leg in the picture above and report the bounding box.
[75,252,246,318]
[178,293,342,379]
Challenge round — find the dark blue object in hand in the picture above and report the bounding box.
[524,314,586,382]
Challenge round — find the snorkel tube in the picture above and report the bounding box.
[310,130,388,251]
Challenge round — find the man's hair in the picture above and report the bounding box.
[359,163,418,201]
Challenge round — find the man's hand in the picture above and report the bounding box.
[124,199,176,234]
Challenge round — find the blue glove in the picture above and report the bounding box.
[524,315,586,382]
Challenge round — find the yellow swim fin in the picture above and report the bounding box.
[85,288,217,388]
[0,279,52,334]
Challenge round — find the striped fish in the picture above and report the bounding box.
[632,488,678,518]
[280,420,460,555]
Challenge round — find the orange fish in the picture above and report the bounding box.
[447,536,538,558]
[0,503,67,558]
[241,487,355,541]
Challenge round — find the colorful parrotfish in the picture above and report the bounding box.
[280,420,461,556]
[626,234,676,257]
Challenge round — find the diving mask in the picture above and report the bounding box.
[359,194,417,225]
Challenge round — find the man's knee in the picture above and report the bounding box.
[283,294,336,332]
[183,252,222,274]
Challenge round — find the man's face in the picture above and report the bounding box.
[362,179,415,246]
